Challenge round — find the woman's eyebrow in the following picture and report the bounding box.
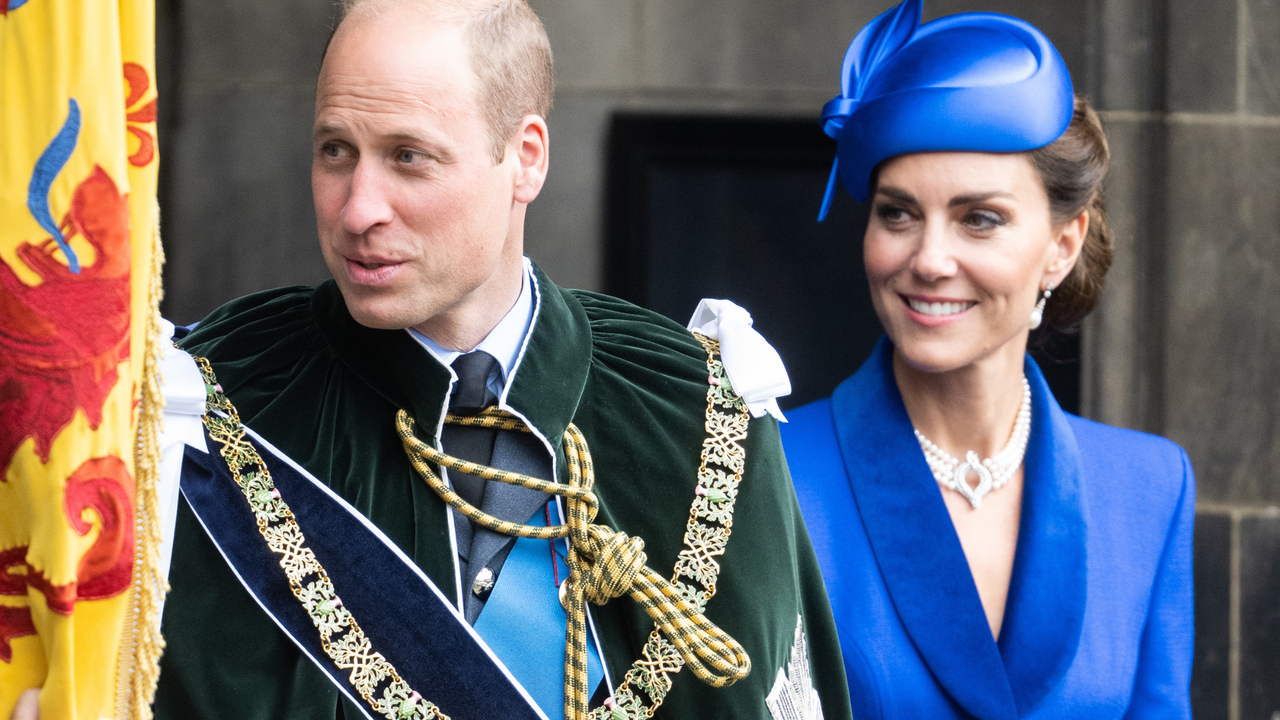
[875,186,916,203]
[949,190,1015,207]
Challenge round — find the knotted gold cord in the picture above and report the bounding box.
[395,408,751,720]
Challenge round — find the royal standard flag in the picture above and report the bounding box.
[0,0,167,716]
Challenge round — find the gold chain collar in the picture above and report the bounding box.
[193,355,447,720]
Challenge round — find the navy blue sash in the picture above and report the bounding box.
[180,424,546,720]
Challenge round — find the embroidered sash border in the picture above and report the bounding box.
[591,334,751,720]
[192,355,449,720]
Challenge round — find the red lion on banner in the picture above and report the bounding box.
[0,165,131,473]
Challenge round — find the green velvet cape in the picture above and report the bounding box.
[155,269,852,720]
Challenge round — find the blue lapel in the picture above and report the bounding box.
[996,357,1088,715]
[832,339,1017,720]
[830,338,1088,719]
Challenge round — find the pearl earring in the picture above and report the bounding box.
[1029,283,1055,330]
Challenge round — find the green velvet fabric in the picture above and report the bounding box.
[155,268,852,720]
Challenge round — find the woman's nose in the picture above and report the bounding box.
[910,219,958,281]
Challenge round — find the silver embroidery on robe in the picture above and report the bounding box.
[766,615,825,720]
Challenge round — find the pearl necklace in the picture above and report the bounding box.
[913,376,1032,509]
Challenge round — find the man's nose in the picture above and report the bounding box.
[340,161,394,235]
[910,217,958,281]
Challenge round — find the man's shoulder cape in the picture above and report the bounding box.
[159,271,853,720]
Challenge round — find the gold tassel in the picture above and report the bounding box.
[115,198,168,719]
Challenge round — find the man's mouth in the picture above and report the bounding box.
[905,297,976,316]
[343,256,404,285]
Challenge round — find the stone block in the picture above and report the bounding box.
[1191,512,1231,719]
[180,0,335,85]
[640,0,881,91]
[1093,0,1166,111]
[531,0,639,89]
[1079,117,1153,429]
[1241,515,1280,718]
[163,85,329,324]
[1168,0,1239,112]
[640,0,1088,93]
[1164,122,1280,503]
[523,96,614,292]
[1246,0,1280,115]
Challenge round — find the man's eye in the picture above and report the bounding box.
[397,150,420,164]
[321,143,344,158]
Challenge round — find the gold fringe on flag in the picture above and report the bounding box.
[115,199,168,720]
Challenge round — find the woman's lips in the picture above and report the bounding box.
[900,294,976,327]
[344,256,405,286]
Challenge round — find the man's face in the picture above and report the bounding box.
[312,9,523,333]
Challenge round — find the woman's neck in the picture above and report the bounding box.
[893,340,1029,460]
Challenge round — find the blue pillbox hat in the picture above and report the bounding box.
[818,0,1075,218]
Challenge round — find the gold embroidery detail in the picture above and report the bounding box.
[591,334,752,720]
[192,355,448,720]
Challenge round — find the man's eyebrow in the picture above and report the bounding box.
[312,124,438,146]
[313,122,345,140]
[949,190,1015,206]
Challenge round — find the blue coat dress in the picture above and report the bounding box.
[780,339,1194,720]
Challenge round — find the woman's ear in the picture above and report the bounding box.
[1045,209,1088,285]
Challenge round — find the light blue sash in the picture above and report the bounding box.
[474,503,605,718]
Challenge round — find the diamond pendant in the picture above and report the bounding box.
[952,451,993,509]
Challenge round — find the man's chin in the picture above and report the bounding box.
[337,284,430,331]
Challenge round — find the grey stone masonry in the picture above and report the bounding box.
[1087,0,1280,716]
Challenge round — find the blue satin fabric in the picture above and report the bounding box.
[781,339,1194,719]
[817,0,1074,214]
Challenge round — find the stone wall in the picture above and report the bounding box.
[1084,0,1280,716]
[156,0,1279,715]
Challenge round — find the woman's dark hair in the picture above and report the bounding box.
[1028,94,1113,329]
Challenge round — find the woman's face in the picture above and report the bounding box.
[863,151,1084,374]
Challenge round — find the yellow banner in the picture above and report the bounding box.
[0,0,164,716]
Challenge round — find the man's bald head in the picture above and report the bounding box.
[329,0,553,162]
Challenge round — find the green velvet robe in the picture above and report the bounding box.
[154,269,852,720]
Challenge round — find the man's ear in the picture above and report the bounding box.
[1045,209,1088,285]
[511,114,549,204]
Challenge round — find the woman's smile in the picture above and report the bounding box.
[902,294,978,325]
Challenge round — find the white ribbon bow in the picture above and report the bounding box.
[686,299,791,422]
[156,320,210,583]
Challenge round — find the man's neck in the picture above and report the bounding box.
[412,255,526,351]
[409,260,535,386]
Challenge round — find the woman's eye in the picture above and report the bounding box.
[875,204,912,224]
[963,210,1005,230]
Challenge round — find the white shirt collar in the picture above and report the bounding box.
[407,261,535,398]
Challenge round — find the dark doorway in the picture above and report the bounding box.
[604,113,1080,413]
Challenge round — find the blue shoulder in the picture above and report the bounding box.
[1066,413,1193,501]
[779,398,844,487]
